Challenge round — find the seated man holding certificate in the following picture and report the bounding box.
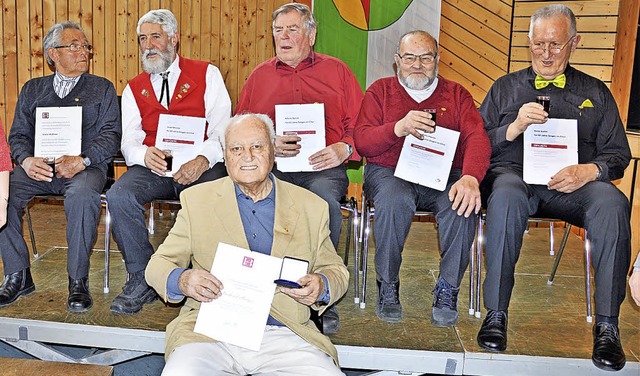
[146,113,349,376]
[477,5,631,371]
[106,9,232,315]
[235,3,363,332]
[353,30,490,327]
[0,21,121,313]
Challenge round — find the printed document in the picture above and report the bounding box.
[523,118,578,185]
[194,243,282,351]
[155,114,206,177]
[275,103,326,172]
[34,107,82,158]
[394,127,460,191]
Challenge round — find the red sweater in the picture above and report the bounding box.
[0,123,12,172]
[236,52,363,160]
[354,77,490,182]
[129,57,209,147]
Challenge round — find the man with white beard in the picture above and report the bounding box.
[354,30,490,326]
[106,9,231,315]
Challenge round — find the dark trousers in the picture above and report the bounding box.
[106,163,227,273]
[363,163,477,287]
[481,166,631,317]
[0,165,106,279]
[273,164,349,249]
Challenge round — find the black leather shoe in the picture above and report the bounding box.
[67,276,92,313]
[110,270,157,315]
[477,310,508,352]
[592,322,626,371]
[0,268,35,306]
[322,305,340,334]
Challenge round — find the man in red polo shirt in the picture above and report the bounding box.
[106,9,231,315]
[235,2,363,333]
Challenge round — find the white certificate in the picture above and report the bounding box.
[194,243,282,351]
[523,118,578,185]
[155,114,206,177]
[34,107,82,158]
[394,127,460,191]
[275,103,326,172]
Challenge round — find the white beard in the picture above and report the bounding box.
[141,45,175,74]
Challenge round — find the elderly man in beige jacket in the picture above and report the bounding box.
[146,113,349,375]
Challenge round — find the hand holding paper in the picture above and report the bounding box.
[178,268,224,302]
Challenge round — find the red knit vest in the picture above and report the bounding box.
[129,57,209,147]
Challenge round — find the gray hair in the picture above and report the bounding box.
[222,113,276,148]
[137,9,179,38]
[43,21,85,66]
[272,2,317,37]
[397,30,438,54]
[529,4,577,39]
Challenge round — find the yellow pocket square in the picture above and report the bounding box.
[579,99,594,109]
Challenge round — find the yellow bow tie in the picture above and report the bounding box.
[535,74,566,89]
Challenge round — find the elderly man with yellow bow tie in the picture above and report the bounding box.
[476,4,631,372]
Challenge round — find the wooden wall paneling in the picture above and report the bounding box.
[78,0,93,48]
[127,1,140,90]
[438,63,486,107]
[43,0,56,34]
[512,15,619,32]
[220,1,239,106]
[610,0,640,125]
[473,0,513,22]
[514,0,620,17]
[92,0,106,78]
[255,0,271,64]
[441,1,511,54]
[439,48,494,99]
[56,0,68,23]
[179,0,193,59]
[210,0,222,66]
[115,0,129,93]
[440,18,509,75]
[29,0,43,79]
[445,0,512,37]
[4,0,19,130]
[238,0,257,88]
[199,0,213,64]
[16,0,31,90]
[104,0,117,89]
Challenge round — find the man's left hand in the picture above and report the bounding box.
[547,164,596,193]
[448,175,481,217]
[309,142,350,171]
[279,273,324,306]
[56,155,85,179]
[173,155,209,185]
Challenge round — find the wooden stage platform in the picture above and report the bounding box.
[0,203,638,375]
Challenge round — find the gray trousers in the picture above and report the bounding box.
[0,165,106,279]
[273,164,349,249]
[106,163,226,274]
[481,167,631,316]
[363,163,477,287]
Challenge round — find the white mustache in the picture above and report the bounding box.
[142,49,161,60]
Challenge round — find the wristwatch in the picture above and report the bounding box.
[80,154,91,167]
[345,143,353,158]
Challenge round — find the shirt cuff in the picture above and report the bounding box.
[316,274,331,304]
[166,267,188,300]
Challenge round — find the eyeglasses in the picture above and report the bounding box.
[54,44,93,53]
[530,36,574,56]
[397,53,437,65]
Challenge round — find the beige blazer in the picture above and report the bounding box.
[146,176,349,364]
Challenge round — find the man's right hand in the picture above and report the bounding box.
[22,157,53,182]
[178,269,224,303]
[506,102,548,141]
[144,146,169,175]
[394,110,436,140]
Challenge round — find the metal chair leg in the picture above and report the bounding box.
[549,221,555,255]
[147,201,155,234]
[25,204,39,259]
[547,224,573,285]
[475,215,484,318]
[360,202,373,309]
[468,215,478,316]
[103,197,111,293]
[351,199,361,305]
[584,231,593,323]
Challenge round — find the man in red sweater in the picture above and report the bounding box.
[354,30,490,326]
[235,2,363,333]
